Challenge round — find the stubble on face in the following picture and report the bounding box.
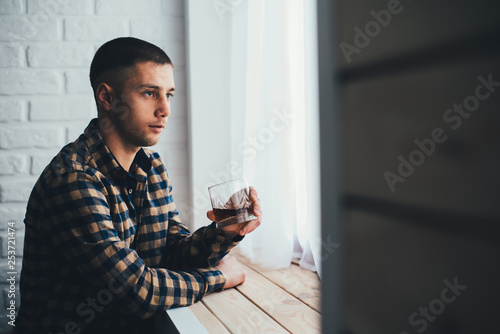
[106,63,173,149]
[111,111,160,148]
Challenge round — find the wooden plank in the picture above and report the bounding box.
[236,262,321,333]
[201,287,288,333]
[233,250,321,312]
[166,307,209,334]
[189,301,230,334]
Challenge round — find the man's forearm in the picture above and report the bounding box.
[161,221,242,270]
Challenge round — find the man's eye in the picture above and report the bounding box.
[167,93,174,99]
[144,91,154,97]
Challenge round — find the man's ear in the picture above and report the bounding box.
[95,83,115,112]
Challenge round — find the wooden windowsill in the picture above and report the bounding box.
[186,248,322,333]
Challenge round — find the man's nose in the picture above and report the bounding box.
[155,95,170,118]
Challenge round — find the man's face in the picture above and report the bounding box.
[108,61,175,150]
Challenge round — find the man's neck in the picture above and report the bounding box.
[101,129,139,172]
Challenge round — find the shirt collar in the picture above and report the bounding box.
[82,118,152,177]
[131,148,152,175]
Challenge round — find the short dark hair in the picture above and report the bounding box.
[89,37,172,93]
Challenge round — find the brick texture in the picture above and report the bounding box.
[131,17,185,41]
[30,97,94,121]
[27,0,94,15]
[0,154,28,176]
[96,0,164,16]
[0,207,26,231]
[65,70,93,94]
[95,0,184,17]
[0,1,24,15]
[0,1,190,330]
[0,44,24,67]
[0,126,65,149]
[64,18,128,41]
[0,17,61,42]
[0,70,63,95]
[27,43,95,67]
[0,101,25,122]
[0,179,35,203]
[31,153,57,176]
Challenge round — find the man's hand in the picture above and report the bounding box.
[207,187,262,238]
[215,255,245,289]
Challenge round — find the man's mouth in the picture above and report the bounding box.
[149,124,165,133]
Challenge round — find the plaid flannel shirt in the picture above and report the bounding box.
[15,119,240,333]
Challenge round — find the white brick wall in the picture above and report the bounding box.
[0,1,24,15]
[0,70,64,95]
[0,1,190,331]
[27,0,94,15]
[0,154,28,175]
[0,101,26,122]
[27,43,95,67]
[0,44,24,67]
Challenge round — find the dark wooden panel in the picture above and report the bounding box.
[343,211,500,334]
[337,0,500,69]
[342,57,500,218]
[321,1,500,333]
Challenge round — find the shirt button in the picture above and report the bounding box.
[128,189,133,194]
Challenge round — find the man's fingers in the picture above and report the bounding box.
[236,221,250,236]
[242,187,262,235]
[239,218,261,235]
[253,202,262,216]
[249,187,258,201]
[207,210,215,221]
[248,187,261,215]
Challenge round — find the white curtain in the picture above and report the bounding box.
[227,0,322,275]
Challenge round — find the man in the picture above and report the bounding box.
[15,37,261,333]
